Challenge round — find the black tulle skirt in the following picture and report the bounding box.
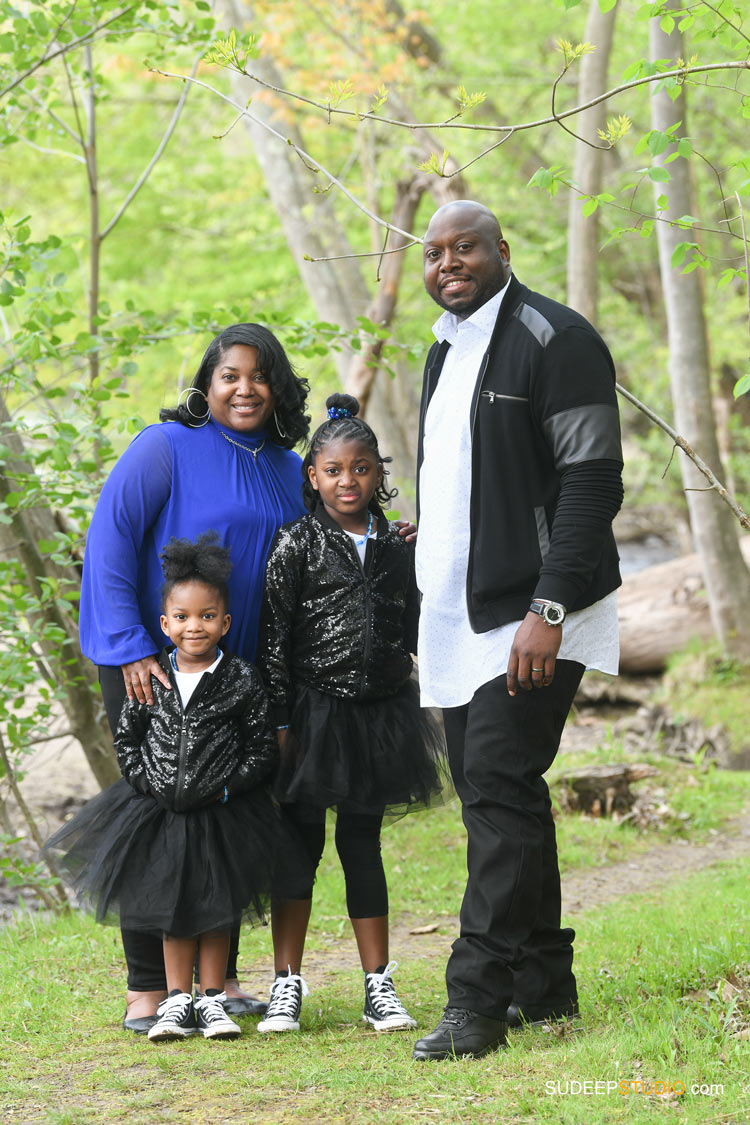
[275,677,447,818]
[44,778,292,938]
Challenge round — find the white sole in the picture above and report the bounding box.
[147,1027,198,1041]
[363,1015,417,1032]
[257,1019,300,1033]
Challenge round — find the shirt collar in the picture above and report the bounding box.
[170,647,223,674]
[432,274,512,346]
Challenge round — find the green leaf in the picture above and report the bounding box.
[582,198,598,217]
[648,131,669,156]
[733,374,750,399]
[647,166,671,182]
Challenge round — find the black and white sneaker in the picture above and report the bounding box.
[147,991,198,1041]
[363,961,417,1032]
[257,969,309,1033]
[194,992,242,1039]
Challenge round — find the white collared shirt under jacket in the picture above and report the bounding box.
[415,284,619,710]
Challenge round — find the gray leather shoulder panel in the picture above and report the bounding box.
[543,404,622,467]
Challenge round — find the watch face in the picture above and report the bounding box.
[544,604,565,625]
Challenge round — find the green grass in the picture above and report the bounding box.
[2,808,749,1123]
[660,642,750,758]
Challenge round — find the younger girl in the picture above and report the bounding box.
[257,393,445,1035]
[46,533,279,1043]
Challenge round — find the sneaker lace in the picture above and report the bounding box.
[267,968,309,1017]
[194,992,230,1024]
[366,960,410,1017]
[156,991,192,1021]
[440,1006,474,1027]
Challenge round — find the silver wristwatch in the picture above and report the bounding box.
[529,598,567,626]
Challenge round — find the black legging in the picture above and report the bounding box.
[98,665,241,988]
[279,804,388,918]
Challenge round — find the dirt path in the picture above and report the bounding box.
[234,814,750,996]
[6,716,750,977]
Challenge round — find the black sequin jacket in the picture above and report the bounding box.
[114,649,277,813]
[258,504,420,724]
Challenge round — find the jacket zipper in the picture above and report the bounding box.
[481,390,528,404]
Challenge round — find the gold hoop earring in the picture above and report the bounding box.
[178,386,211,428]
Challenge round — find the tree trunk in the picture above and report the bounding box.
[649,1,750,659]
[219,0,467,504]
[566,0,618,324]
[0,398,118,786]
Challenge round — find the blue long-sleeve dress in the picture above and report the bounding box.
[79,419,306,666]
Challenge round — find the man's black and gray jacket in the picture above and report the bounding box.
[258,503,419,726]
[114,649,276,812]
[417,273,624,632]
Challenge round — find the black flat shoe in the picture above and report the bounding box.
[122,1012,158,1034]
[211,995,267,1017]
[506,999,579,1029]
[412,1007,507,1060]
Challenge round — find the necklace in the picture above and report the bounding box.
[354,510,374,547]
[217,428,266,460]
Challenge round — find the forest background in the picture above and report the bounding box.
[1,2,750,1122]
[0,0,749,915]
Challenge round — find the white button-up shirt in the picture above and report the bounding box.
[415,285,619,709]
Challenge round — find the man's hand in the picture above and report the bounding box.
[121,655,171,706]
[506,613,562,696]
[394,519,417,544]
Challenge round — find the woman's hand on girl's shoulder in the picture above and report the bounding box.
[394,519,417,544]
[121,656,171,707]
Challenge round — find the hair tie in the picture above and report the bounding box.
[327,406,353,419]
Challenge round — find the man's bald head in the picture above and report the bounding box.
[422,200,510,320]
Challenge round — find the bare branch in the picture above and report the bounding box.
[151,68,424,244]
[12,136,86,164]
[0,729,69,907]
[616,382,750,532]
[736,192,750,337]
[100,54,203,241]
[23,85,84,145]
[224,57,750,136]
[0,6,135,103]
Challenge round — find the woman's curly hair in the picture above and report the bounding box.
[160,323,310,449]
[301,393,398,514]
[160,531,232,609]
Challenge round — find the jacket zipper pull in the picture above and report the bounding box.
[483,390,497,404]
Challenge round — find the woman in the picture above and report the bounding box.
[79,323,310,1033]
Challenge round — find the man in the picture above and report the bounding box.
[412,200,623,1061]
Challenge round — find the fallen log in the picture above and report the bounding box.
[617,536,750,674]
[555,762,660,816]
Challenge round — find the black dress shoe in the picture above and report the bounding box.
[506,999,579,1029]
[216,995,268,1017]
[412,1007,507,1060]
[122,1012,158,1034]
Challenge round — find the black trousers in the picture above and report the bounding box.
[98,665,241,990]
[442,660,584,1021]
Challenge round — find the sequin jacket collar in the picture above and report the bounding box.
[258,504,420,724]
[114,649,276,812]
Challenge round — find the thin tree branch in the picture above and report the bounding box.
[12,136,86,164]
[23,85,84,145]
[100,53,203,241]
[210,57,750,136]
[736,192,750,337]
[151,69,423,244]
[0,6,135,102]
[0,729,69,908]
[616,382,750,532]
